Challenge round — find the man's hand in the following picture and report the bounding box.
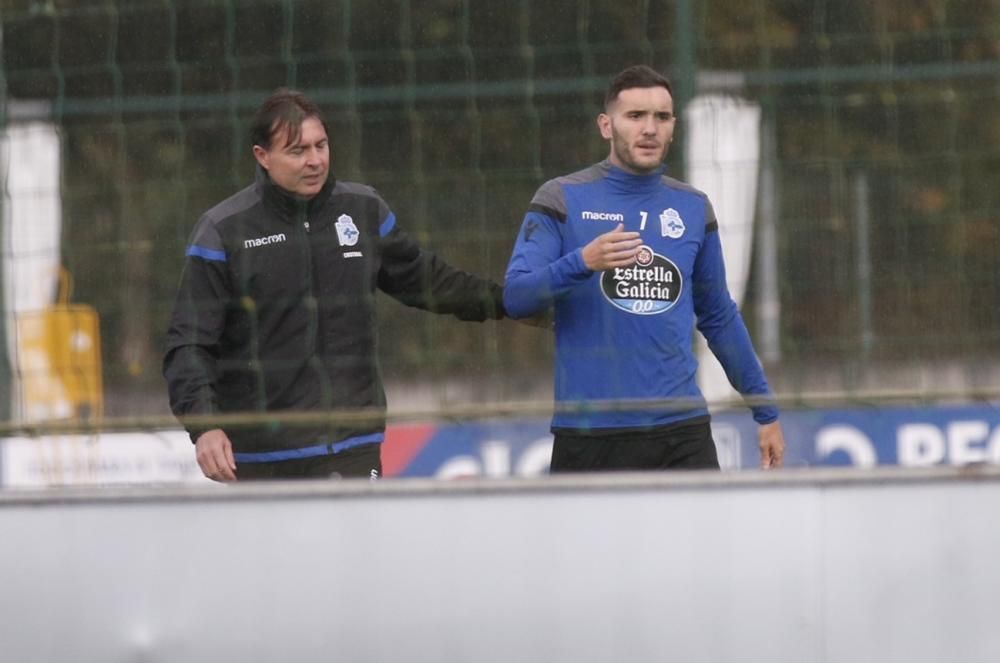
[581,223,642,271]
[195,429,238,482]
[758,420,786,469]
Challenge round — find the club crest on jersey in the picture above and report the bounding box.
[660,208,685,239]
[600,245,683,315]
[335,214,360,246]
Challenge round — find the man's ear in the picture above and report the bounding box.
[252,144,269,169]
[597,113,613,140]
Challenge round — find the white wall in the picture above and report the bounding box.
[1,466,998,663]
[0,119,64,420]
[685,95,763,407]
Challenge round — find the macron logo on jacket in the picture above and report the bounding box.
[244,233,287,249]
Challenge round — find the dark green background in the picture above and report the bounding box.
[2,0,998,417]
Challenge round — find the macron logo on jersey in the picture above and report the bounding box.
[244,233,287,249]
[582,210,625,222]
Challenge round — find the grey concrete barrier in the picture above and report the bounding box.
[2,466,999,663]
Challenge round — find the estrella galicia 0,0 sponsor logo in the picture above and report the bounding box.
[600,245,682,315]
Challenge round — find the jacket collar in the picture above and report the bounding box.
[256,165,337,221]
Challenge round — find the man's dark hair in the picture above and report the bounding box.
[604,65,673,109]
[249,88,327,150]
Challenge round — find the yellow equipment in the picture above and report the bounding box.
[15,268,103,421]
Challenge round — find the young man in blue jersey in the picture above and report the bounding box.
[504,65,785,471]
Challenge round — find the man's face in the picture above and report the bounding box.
[598,86,676,175]
[253,116,330,198]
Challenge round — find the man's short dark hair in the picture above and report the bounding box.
[250,88,327,150]
[604,65,673,109]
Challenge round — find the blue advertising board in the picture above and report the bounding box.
[383,403,1000,477]
[3,404,998,486]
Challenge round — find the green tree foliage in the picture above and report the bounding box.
[1,0,998,414]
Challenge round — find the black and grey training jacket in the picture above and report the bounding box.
[163,167,505,460]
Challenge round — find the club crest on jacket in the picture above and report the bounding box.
[336,214,360,246]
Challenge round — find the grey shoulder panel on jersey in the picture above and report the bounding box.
[556,161,609,187]
[529,179,567,222]
[661,174,708,199]
[530,162,607,222]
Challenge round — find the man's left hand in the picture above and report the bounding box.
[758,420,786,469]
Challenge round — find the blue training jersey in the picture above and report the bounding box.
[504,160,778,432]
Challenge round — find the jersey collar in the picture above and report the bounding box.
[600,159,667,193]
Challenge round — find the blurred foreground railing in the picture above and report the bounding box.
[1,465,999,663]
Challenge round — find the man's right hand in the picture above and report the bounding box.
[581,223,642,272]
[195,429,238,482]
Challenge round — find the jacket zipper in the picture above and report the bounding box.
[299,209,318,356]
[300,210,333,409]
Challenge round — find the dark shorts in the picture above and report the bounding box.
[235,442,382,481]
[550,418,719,473]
